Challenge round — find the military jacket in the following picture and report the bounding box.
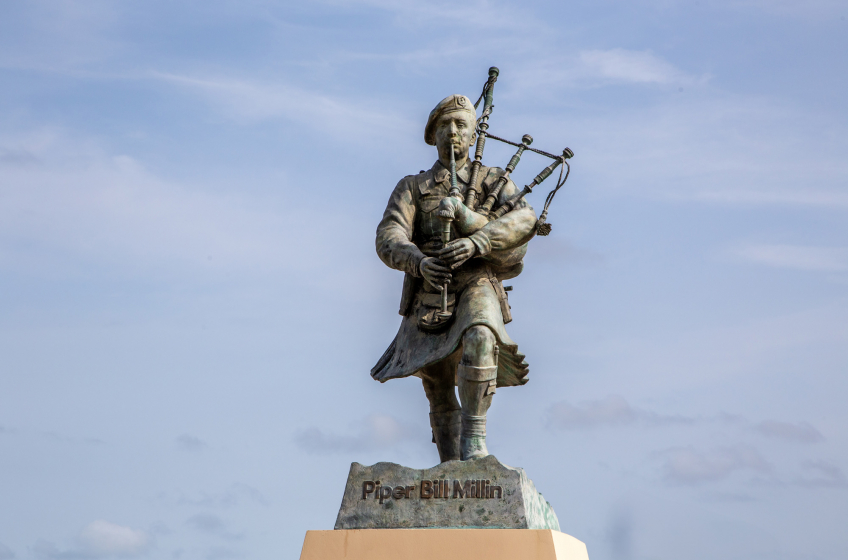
[376,159,537,316]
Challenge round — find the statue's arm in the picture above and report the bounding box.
[376,177,426,277]
[468,173,537,261]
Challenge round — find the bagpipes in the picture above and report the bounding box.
[440,66,573,237]
[430,67,574,328]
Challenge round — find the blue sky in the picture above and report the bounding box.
[1,1,847,559]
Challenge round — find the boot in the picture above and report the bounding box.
[457,364,497,460]
[429,410,461,462]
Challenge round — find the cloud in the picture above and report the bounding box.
[295,414,413,454]
[660,445,771,485]
[40,431,105,446]
[520,82,848,209]
[732,244,848,272]
[699,0,846,19]
[754,420,825,443]
[0,542,14,560]
[578,49,695,86]
[546,395,696,430]
[78,521,149,558]
[186,514,242,541]
[507,49,703,97]
[692,189,848,208]
[545,396,828,459]
[176,434,207,452]
[0,129,342,279]
[205,546,240,560]
[151,72,412,142]
[700,491,758,503]
[33,521,150,559]
[0,423,105,446]
[0,147,39,166]
[795,460,847,488]
[33,521,149,559]
[31,541,61,560]
[320,0,534,31]
[0,0,122,70]
[173,484,269,509]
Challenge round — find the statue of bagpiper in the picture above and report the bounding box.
[371,68,572,462]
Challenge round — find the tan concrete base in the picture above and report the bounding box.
[299,529,589,560]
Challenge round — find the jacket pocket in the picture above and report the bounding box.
[418,194,440,213]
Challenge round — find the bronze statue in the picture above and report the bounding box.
[372,68,572,462]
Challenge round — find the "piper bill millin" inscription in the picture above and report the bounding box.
[361,480,504,504]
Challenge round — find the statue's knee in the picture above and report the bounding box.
[462,326,496,360]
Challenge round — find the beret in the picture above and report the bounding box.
[424,94,476,146]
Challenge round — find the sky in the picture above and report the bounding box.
[0,1,847,559]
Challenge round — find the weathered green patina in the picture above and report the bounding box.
[371,92,537,462]
[334,456,560,531]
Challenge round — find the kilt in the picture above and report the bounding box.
[371,262,529,387]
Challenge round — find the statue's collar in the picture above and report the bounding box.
[432,159,471,185]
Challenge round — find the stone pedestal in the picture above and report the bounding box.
[305,456,589,559]
[299,529,589,560]
[334,455,560,530]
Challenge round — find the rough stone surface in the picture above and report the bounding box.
[334,455,560,530]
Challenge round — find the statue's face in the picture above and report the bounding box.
[434,111,476,161]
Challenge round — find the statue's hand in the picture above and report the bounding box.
[436,238,477,270]
[420,256,452,288]
[437,196,463,220]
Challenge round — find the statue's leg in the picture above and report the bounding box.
[458,325,498,460]
[420,359,461,463]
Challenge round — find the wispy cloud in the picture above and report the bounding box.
[732,244,848,271]
[162,484,269,509]
[579,49,699,86]
[0,147,40,166]
[0,542,14,560]
[546,396,827,449]
[691,189,848,207]
[0,0,122,70]
[321,0,536,30]
[79,521,149,558]
[0,129,340,278]
[0,422,105,446]
[755,420,825,444]
[699,0,846,19]
[660,445,771,485]
[186,514,243,541]
[294,414,414,454]
[700,490,758,502]
[795,460,847,488]
[151,72,413,142]
[34,520,150,559]
[518,83,848,208]
[205,546,240,560]
[507,48,704,96]
[40,432,106,446]
[546,395,695,430]
[176,434,208,452]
